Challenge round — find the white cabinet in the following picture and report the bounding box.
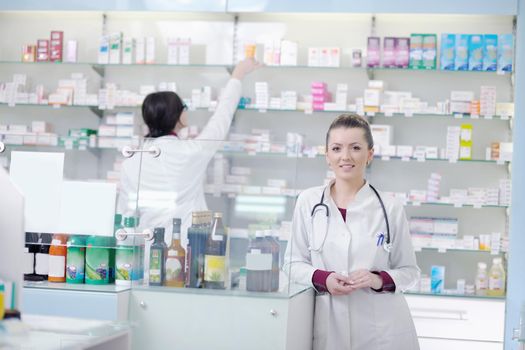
[406,294,505,348]
[128,287,313,350]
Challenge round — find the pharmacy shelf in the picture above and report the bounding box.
[0,60,513,76]
[415,247,504,254]
[404,291,505,300]
[239,108,512,121]
[24,280,130,293]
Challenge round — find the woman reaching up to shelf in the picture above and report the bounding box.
[283,113,420,350]
[117,58,261,247]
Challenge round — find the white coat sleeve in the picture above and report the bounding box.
[117,161,135,215]
[196,78,242,141]
[385,200,420,293]
[283,193,317,287]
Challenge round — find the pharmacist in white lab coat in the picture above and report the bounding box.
[283,114,420,350]
[117,59,260,247]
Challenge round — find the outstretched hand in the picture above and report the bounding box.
[231,58,263,80]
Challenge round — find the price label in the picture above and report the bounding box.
[412,201,421,207]
[414,246,422,252]
[484,115,493,120]
[417,157,426,162]
[65,140,74,150]
[404,111,413,117]
[496,159,505,165]
[385,111,394,117]
[438,247,447,253]
[497,70,506,76]
[366,112,375,117]
[449,158,458,164]
[501,115,510,120]
[401,156,410,162]
[52,104,61,109]
[304,108,313,115]
[454,203,463,208]
[258,109,267,114]
[454,113,463,119]
[381,156,390,161]
[471,114,479,119]
[248,151,257,156]
[473,203,483,209]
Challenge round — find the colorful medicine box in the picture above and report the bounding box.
[49,31,63,62]
[468,35,484,71]
[497,34,513,72]
[409,34,423,69]
[440,34,455,70]
[367,37,381,68]
[382,37,396,68]
[421,34,437,70]
[454,34,469,71]
[394,37,410,68]
[483,34,498,71]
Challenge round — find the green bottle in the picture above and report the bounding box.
[149,228,167,286]
[85,236,111,285]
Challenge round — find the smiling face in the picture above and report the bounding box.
[326,127,374,182]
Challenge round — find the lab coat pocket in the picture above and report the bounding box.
[313,294,330,349]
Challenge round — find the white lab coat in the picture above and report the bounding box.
[117,78,242,247]
[283,181,420,350]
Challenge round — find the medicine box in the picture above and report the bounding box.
[497,34,513,72]
[109,32,122,64]
[422,34,437,70]
[468,34,484,71]
[37,39,49,62]
[50,31,63,62]
[146,37,155,64]
[409,34,423,69]
[370,125,393,147]
[483,34,498,71]
[98,36,110,64]
[382,37,396,68]
[454,34,469,71]
[440,34,455,70]
[394,37,410,68]
[367,37,381,68]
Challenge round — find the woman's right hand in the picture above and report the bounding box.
[231,58,262,80]
[326,272,354,295]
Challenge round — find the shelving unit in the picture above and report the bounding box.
[1,4,522,350]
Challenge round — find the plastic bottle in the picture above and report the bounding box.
[85,236,111,285]
[48,234,68,282]
[264,230,280,292]
[66,235,86,284]
[487,257,506,297]
[149,227,168,286]
[35,233,52,281]
[23,232,39,281]
[204,213,227,289]
[246,230,273,292]
[165,218,186,288]
[116,216,141,286]
[475,262,488,296]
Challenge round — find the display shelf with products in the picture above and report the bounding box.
[405,290,506,300]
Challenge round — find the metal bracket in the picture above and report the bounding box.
[121,146,161,158]
[115,228,154,241]
[232,14,239,65]
[91,64,106,78]
[89,106,104,118]
[0,141,5,153]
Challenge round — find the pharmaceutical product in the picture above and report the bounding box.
[50,31,63,62]
[382,37,395,68]
[65,40,77,63]
[497,34,513,72]
[394,37,410,68]
[431,265,445,294]
[37,39,49,62]
[440,34,455,70]
[454,34,469,71]
[122,37,135,64]
[146,37,155,64]
[483,34,498,71]
[98,36,109,64]
[468,35,484,71]
[421,34,437,69]
[409,34,423,69]
[367,37,380,68]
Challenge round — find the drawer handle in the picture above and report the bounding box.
[411,307,467,321]
[269,309,278,317]
[0,141,5,153]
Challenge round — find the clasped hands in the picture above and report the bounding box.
[326,269,383,295]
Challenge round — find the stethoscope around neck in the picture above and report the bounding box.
[309,183,392,253]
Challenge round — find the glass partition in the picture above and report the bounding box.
[123,138,305,297]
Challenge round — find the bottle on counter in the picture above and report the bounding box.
[0,282,4,320]
[149,227,168,286]
[23,232,40,281]
[475,262,488,296]
[264,230,280,292]
[487,257,506,297]
[116,216,143,286]
[246,230,273,292]
[35,233,53,281]
[187,211,212,288]
[204,213,228,290]
[66,235,86,284]
[48,234,68,283]
[165,218,186,288]
[85,236,111,285]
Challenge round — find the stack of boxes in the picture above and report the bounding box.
[480,86,497,117]
[167,37,191,65]
[409,34,437,70]
[366,37,381,68]
[446,126,461,160]
[36,39,50,62]
[363,80,384,114]
[307,47,340,67]
[49,31,63,62]
[98,112,137,149]
[311,82,331,111]
[280,91,297,110]
[381,37,409,68]
[427,173,441,202]
[459,124,473,160]
[370,124,394,157]
[99,34,156,64]
[499,179,512,206]
[191,86,212,109]
[255,82,269,110]
[449,90,473,115]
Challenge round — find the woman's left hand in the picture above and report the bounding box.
[347,269,383,290]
